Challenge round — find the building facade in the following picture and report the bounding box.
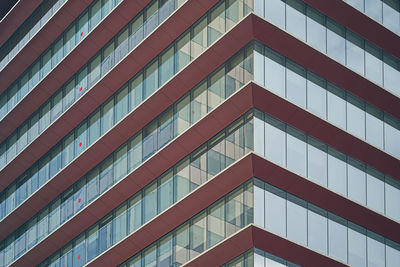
[0,0,399,266]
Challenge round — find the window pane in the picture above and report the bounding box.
[286,61,306,108]
[347,94,365,140]
[327,83,346,129]
[348,224,367,267]
[265,0,285,28]
[286,128,306,177]
[348,159,366,205]
[286,0,306,41]
[346,31,365,75]
[328,214,347,263]
[308,205,327,254]
[287,195,307,245]
[265,185,286,236]
[306,8,326,52]
[327,20,345,64]
[160,46,174,85]
[307,139,327,186]
[264,117,286,167]
[307,73,326,119]
[265,47,285,97]
[115,85,128,122]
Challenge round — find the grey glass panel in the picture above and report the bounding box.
[366,104,384,149]
[307,139,327,186]
[348,159,366,205]
[265,0,285,28]
[286,61,306,108]
[327,83,346,129]
[386,241,400,267]
[383,1,400,35]
[306,8,326,52]
[328,214,347,263]
[265,185,286,236]
[327,20,345,64]
[348,224,367,267]
[385,179,400,222]
[384,116,400,158]
[254,183,265,227]
[346,31,365,75]
[346,94,365,140]
[254,114,265,155]
[306,73,326,119]
[287,195,307,245]
[308,205,327,254]
[366,169,384,214]
[286,0,306,41]
[365,42,383,86]
[264,119,286,167]
[286,128,306,177]
[264,48,285,98]
[367,232,385,267]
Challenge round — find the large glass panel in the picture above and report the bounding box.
[160,46,174,85]
[306,72,326,119]
[264,116,286,167]
[144,61,158,99]
[385,178,400,222]
[265,0,285,28]
[366,104,384,149]
[308,204,327,254]
[307,138,327,186]
[286,61,306,108]
[264,184,286,236]
[348,159,366,205]
[208,4,225,45]
[264,47,285,98]
[348,223,367,267]
[191,17,207,59]
[286,127,306,177]
[366,168,384,214]
[346,94,365,140]
[287,195,307,245]
[367,231,385,267]
[286,0,306,41]
[365,42,383,86]
[346,31,365,75]
[328,214,347,263]
[327,83,346,129]
[306,8,326,52]
[327,20,345,64]
[384,115,400,158]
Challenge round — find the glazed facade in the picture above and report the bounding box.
[0,0,398,266]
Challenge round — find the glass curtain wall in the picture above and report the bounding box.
[0,0,67,70]
[255,0,400,97]
[0,45,253,266]
[254,178,400,267]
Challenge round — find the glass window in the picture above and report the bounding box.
[130,74,143,110]
[365,104,384,149]
[176,32,190,71]
[158,170,173,213]
[348,223,367,267]
[207,201,225,248]
[128,194,142,232]
[253,42,264,85]
[144,182,157,222]
[383,1,400,35]
[31,60,40,89]
[115,85,128,122]
[52,37,63,67]
[253,111,264,155]
[385,178,400,222]
[348,159,366,205]
[88,55,101,87]
[190,211,206,258]
[88,110,101,145]
[63,133,74,166]
[89,0,101,30]
[286,61,306,108]
[264,47,286,97]
[77,12,89,42]
[101,98,114,134]
[113,205,127,243]
[99,157,113,193]
[307,72,326,119]
[51,90,63,121]
[87,226,99,261]
[347,93,366,140]
[287,195,307,245]
[366,168,384,214]
[286,0,306,41]
[158,235,173,267]
[346,31,365,75]
[49,199,61,232]
[158,109,173,148]
[365,42,383,86]
[75,122,87,155]
[265,184,286,236]
[328,213,347,263]
[265,0,285,28]
[144,244,157,267]
[367,231,385,267]
[143,121,157,160]
[115,27,129,63]
[144,60,158,98]
[254,182,264,227]
[98,215,112,254]
[327,20,345,64]
[384,115,400,158]
[307,138,327,186]
[64,25,75,55]
[114,145,127,182]
[41,49,52,79]
[308,204,327,254]
[208,4,225,45]
[306,8,326,52]
[128,133,142,171]
[386,240,400,267]
[77,67,88,96]
[63,79,75,110]
[286,127,306,177]
[327,83,346,129]
[264,116,286,167]
[191,17,207,59]
[208,67,225,110]
[160,46,174,86]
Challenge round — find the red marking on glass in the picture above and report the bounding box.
[79,142,82,147]
[80,32,83,37]
[80,87,82,91]
[77,255,80,260]
[78,198,81,203]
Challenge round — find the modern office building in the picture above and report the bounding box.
[0,0,399,266]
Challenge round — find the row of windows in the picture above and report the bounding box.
[117,181,253,267]
[222,248,302,267]
[0,0,180,170]
[343,0,400,35]
[253,178,400,267]
[253,109,400,222]
[37,117,254,267]
[0,0,123,121]
[0,0,66,70]
[0,0,253,224]
[0,46,254,266]
[253,42,400,158]
[255,0,400,97]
